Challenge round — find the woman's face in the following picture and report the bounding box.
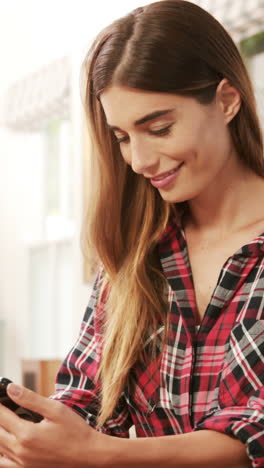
[100,83,239,203]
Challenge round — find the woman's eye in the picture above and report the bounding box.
[113,124,172,144]
[114,134,129,144]
[150,125,172,136]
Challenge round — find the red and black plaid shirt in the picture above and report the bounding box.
[52,218,264,468]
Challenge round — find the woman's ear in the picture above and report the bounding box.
[216,78,241,124]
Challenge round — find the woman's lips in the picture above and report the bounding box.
[150,163,184,188]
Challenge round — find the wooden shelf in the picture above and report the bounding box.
[21,359,61,397]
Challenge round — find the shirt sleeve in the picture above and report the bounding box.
[194,391,264,468]
[194,319,264,468]
[50,270,133,438]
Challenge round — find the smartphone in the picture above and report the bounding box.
[0,377,43,423]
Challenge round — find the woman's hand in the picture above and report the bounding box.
[0,383,112,468]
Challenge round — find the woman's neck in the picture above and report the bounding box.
[186,165,264,237]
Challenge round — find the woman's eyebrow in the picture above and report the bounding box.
[134,108,175,126]
[107,108,175,131]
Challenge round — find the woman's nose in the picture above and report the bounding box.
[130,139,159,175]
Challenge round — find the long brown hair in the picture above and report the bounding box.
[81,0,264,427]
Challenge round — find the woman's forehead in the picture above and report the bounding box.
[100,85,190,128]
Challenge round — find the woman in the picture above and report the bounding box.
[0,1,263,467]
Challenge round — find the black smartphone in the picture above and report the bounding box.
[0,377,43,423]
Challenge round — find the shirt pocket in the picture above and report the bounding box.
[219,319,264,409]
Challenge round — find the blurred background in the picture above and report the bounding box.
[0,0,263,395]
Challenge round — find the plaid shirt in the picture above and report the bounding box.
[52,218,264,468]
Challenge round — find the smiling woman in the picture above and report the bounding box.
[0,1,263,468]
[100,84,237,199]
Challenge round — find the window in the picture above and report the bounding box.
[26,117,76,359]
[44,118,74,240]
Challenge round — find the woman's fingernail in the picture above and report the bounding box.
[8,383,22,398]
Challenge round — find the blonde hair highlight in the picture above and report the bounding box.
[82,83,175,427]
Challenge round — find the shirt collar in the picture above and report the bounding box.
[158,215,264,259]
